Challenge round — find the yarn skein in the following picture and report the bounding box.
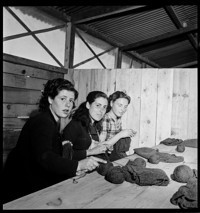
[105,166,125,184]
[176,143,185,153]
[96,162,114,176]
[126,158,146,168]
[148,154,160,164]
[171,165,194,183]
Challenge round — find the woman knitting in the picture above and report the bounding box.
[99,91,137,160]
[62,91,109,160]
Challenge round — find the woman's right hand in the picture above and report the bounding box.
[77,156,107,172]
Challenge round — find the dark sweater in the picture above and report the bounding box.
[62,119,93,160]
[3,109,78,203]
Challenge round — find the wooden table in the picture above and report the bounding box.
[3,144,197,209]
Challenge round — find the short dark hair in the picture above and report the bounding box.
[39,78,78,111]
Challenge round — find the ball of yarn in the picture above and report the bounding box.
[105,166,125,184]
[96,162,114,176]
[126,158,146,168]
[171,165,194,183]
[176,143,185,152]
[148,154,160,164]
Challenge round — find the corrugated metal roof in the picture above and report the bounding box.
[46,5,198,68]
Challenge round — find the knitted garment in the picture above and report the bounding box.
[114,137,131,153]
[171,165,196,183]
[134,147,158,159]
[107,137,131,162]
[160,138,183,146]
[97,157,169,186]
[160,138,197,148]
[183,139,197,148]
[126,158,146,168]
[105,166,125,184]
[124,165,170,186]
[123,158,169,186]
[170,178,198,209]
[134,147,184,164]
[148,153,184,164]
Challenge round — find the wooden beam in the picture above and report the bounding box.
[114,48,122,68]
[128,51,161,68]
[73,47,115,68]
[164,5,198,51]
[73,6,146,24]
[3,24,66,42]
[121,25,197,51]
[37,6,161,68]
[64,22,75,69]
[3,53,68,74]
[5,7,64,68]
[173,60,197,68]
[75,28,106,69]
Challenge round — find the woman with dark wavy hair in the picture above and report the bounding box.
[3,78,106,203]
[63,91,109,160]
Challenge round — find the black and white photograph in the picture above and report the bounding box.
[3,5,198,209]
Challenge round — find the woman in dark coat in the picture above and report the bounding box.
[3,78,106,203]
[62,91,109,161]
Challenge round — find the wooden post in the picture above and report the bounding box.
[114,47,122,68]
[64,22,75,69]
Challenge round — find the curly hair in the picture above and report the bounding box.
[72,91,108,132]
[39,78,78,111]
[106,91,131,112]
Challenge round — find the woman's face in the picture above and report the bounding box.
[48,89,75,119]
[111,98,129,118]
[87,97,108,122]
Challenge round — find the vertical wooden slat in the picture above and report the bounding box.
[77,70,88,105]
[187,69,197,139]
[115,69,131,129]
[106,69,116,96]
[171,69,190,139]
[70,68,197,147]
[140,69,158,147]
[155,69,173,145]
[126,69,142,153]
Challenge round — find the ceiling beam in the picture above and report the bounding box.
[173,60,197,68]
[164,5,198,51]
[121,25,197,51]
[73,5,147,24]
[38,6,161,68]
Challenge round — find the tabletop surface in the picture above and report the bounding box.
[3,144,197,209]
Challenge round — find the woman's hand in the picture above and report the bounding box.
[77,156,107,172]
[119,129,137,138]
[87,144,107,156]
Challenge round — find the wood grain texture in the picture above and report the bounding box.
[3,144,197,209]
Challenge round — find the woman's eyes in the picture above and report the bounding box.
[95,104,107,109]
[60,98,74,103]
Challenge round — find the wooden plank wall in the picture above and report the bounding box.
[65,68,197,154]
[3,55,197,164]
[3,54,67,165]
